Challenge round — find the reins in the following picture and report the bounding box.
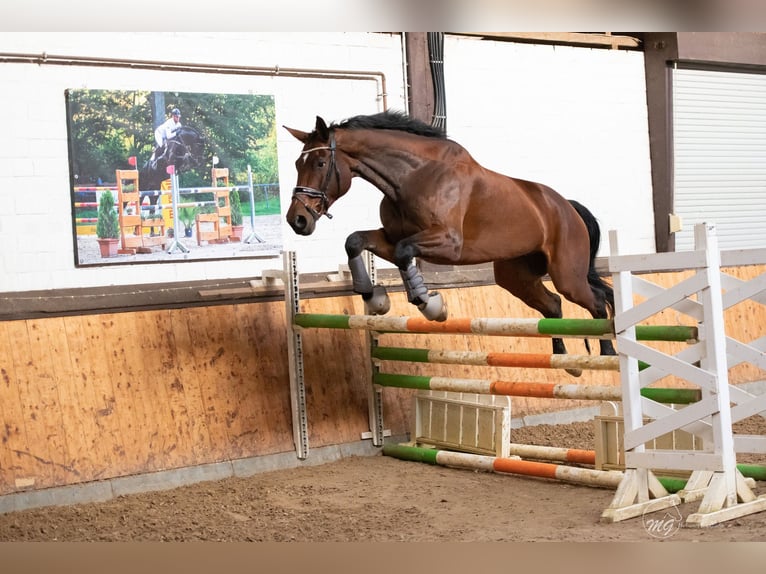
[291,131,340,220]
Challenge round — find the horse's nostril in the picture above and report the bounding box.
[294,215,307,230]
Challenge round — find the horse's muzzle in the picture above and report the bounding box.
[289,214,314,235]
[286,202,316,236]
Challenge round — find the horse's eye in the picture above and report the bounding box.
[317,160,326,168]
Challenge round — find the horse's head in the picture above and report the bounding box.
[284,116,352,235]
[167,126,207,173]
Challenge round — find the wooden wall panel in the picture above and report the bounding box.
[0,265,763,497]
[183,306,236,462]
[27,320,74,487]
[110,312,152,474]
[8,321,59,488]
[300,295,387,445]
[0,302,297,496]
[0,322,30,492]
[78,314,132,477]
[164,309,209,466]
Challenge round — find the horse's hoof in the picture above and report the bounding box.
[565,368,583,378]
[418,292,447,322]
[364,285,391,315]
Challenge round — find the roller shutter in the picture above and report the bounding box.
[672,67,766,251]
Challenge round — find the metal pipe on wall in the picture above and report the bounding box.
[0,52,389,110]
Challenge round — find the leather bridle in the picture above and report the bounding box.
[291,131,339,220]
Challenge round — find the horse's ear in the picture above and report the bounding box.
[284,126,310,143]
[315,116,330,141]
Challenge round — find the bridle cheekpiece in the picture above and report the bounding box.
[291,131,340,220]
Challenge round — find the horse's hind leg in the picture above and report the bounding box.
[546,255,616,357]
[494,255,582,377]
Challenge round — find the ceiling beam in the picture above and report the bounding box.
[459,32,642,49]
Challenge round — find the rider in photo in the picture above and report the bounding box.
[153,107,182,163]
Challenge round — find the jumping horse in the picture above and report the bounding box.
[285,111,615,375]
[138,126,207,230]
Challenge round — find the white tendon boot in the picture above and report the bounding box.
[400,264,448,322]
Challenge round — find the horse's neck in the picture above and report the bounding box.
[172,131,201,155]
[176,127,199,142]
[342,130,436,195]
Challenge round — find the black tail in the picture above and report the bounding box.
[568,200,615,319]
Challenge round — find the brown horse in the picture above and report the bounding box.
[285,111,615,374]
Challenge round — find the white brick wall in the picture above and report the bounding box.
[0,33,653,293]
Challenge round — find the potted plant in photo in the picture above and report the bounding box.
[178,206,199,238]
[229,188,244,241]
[96,189,120,257]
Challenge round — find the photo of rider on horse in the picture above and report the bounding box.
[139,107,208,229]
[152,107,183,163]
[141,107,207,191]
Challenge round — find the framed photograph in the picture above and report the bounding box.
[65,89,282,266]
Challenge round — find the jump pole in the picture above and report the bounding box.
[503,444,766,482]
[507,443,596,465]
[382,444,697,491]
[293,313,698,342]
[372,345,650,371]
[373,372,702,404]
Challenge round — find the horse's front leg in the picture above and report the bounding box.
[346,228,452,322]
[345,229,393,315]
[397,260,448,321]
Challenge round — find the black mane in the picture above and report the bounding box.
[332,110,447,139]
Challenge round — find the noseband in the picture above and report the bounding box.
[291,132,340,220]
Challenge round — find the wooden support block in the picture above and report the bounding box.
[601,468,681,523]
[686,471,766,527]
[195,213,219,245]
